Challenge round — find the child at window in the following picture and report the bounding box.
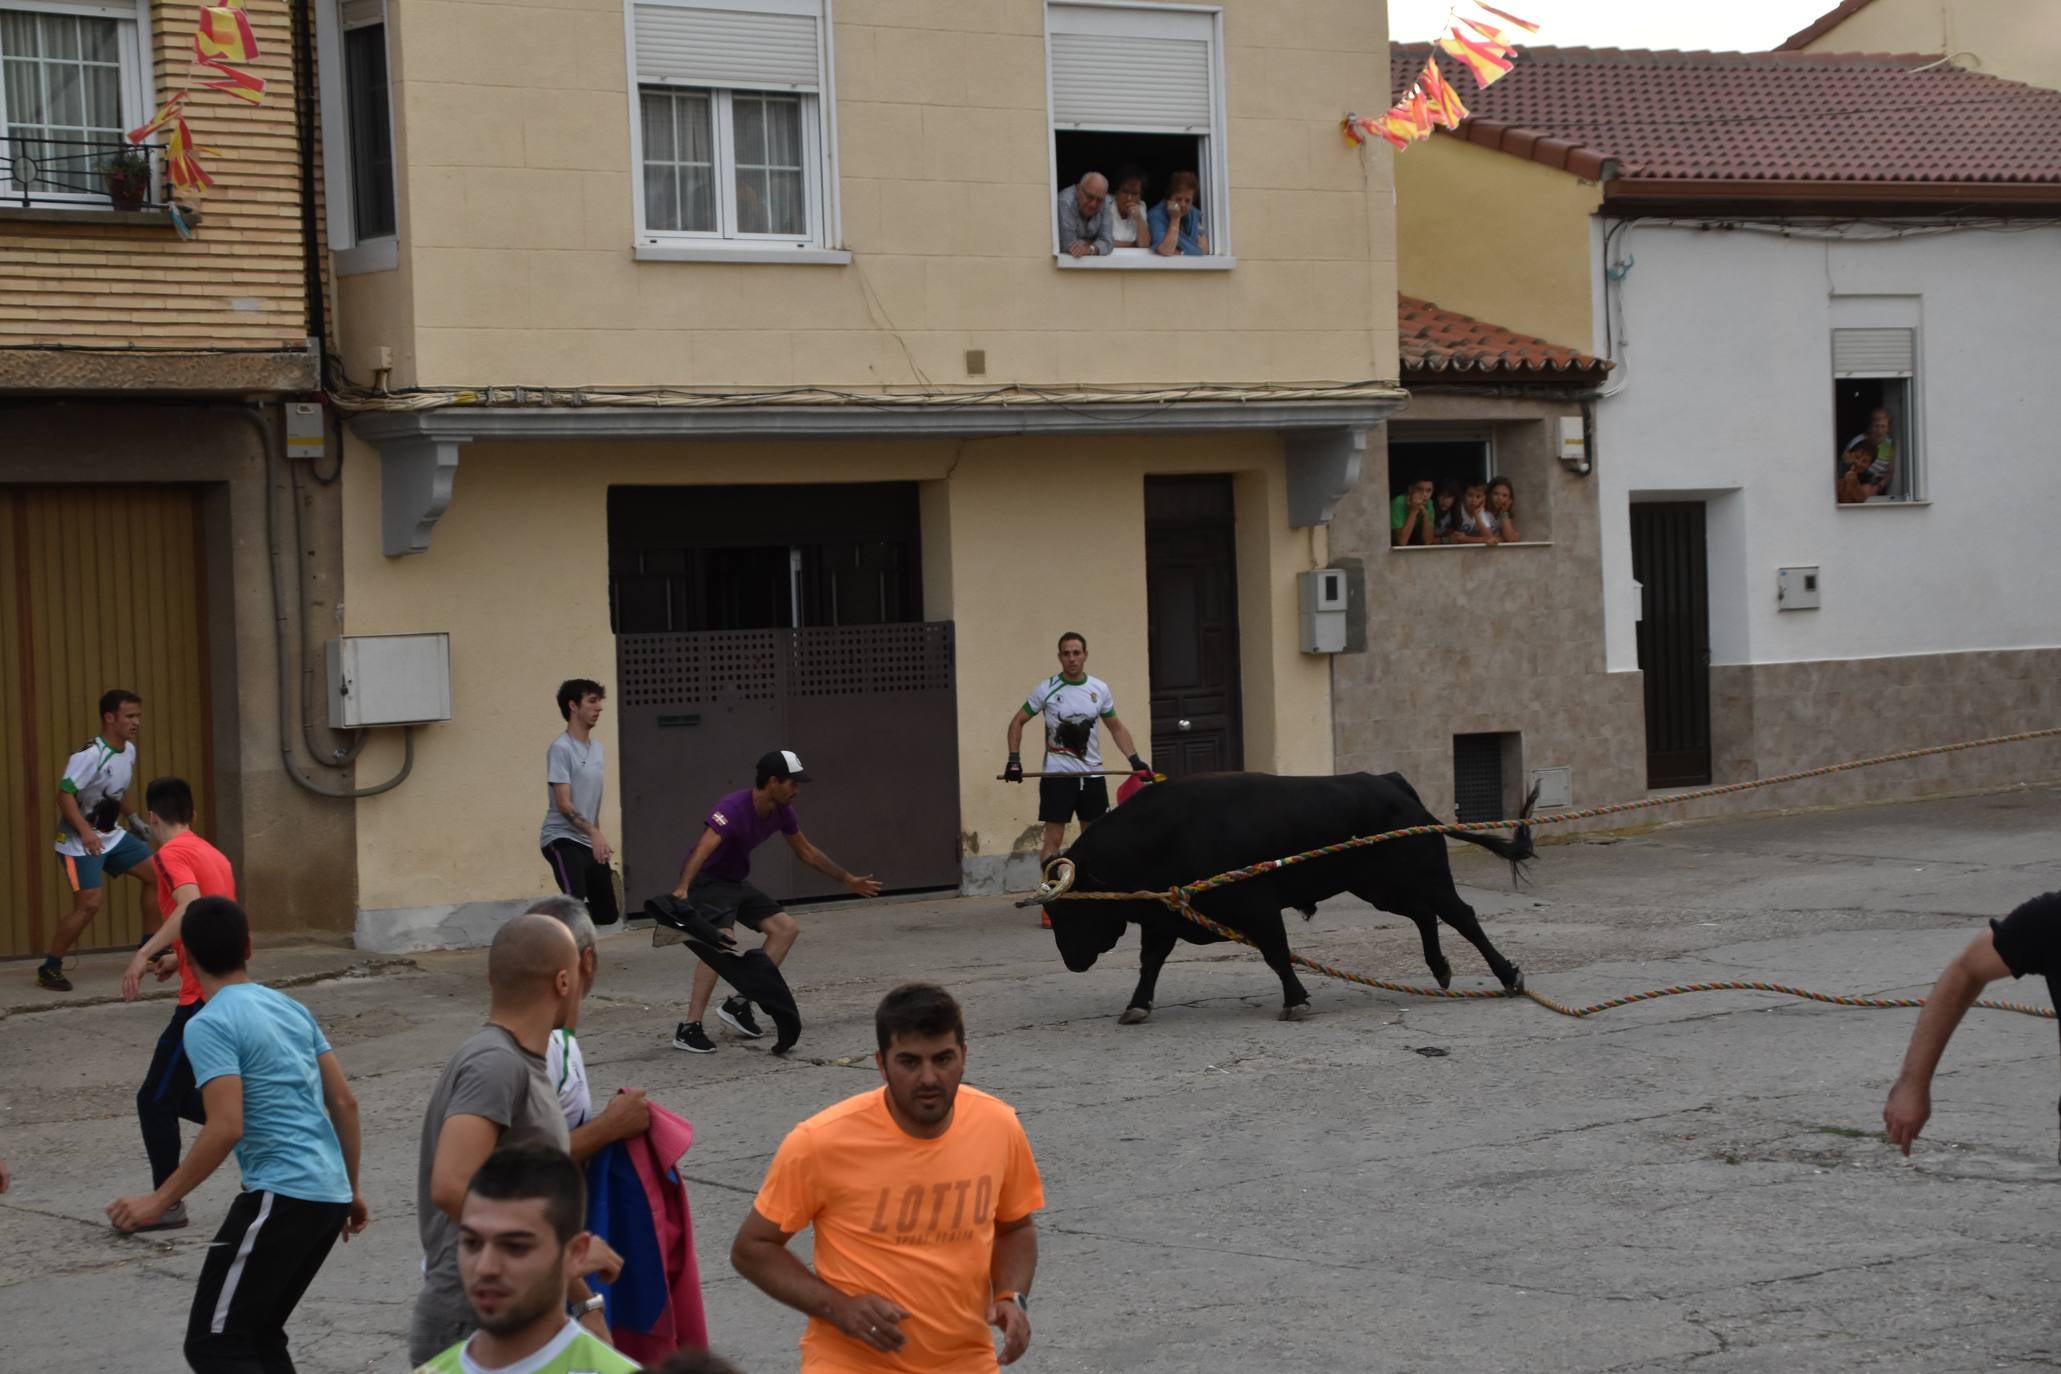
[1447,479,1500,544]
[1486,475,1521,543]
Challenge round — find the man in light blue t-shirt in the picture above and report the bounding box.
[107,898,369,1374]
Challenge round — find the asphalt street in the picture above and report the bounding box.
[3,783,2057,1373]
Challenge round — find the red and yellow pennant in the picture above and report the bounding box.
[1344,2,1534,150]
[126,0,271,195]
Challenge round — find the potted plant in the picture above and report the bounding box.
[100,146,152,210]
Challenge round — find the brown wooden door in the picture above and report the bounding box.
[1146,477,1242,777]
[1631,502,1712,788]
[2,486,214,958]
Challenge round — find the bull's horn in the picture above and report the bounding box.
[1035,858,1077,901]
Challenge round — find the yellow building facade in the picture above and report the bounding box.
[331,0,1406,947]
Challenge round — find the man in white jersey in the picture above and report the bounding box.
[39,688,159,991]
[1003,633,1146,923]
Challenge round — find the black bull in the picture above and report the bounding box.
[1043,771,1535,1022]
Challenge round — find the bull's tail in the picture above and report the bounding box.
[1450,780,1540,889]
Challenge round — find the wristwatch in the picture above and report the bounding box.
[995,1290,1029,1313]
[571,1294,605,1318]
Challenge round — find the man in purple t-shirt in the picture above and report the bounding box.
[657,750,882,1055]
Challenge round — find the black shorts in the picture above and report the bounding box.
[185,1190,350,1373]
[1039,775,1110,824]
[541,838,620,925]
[688,876,783,933]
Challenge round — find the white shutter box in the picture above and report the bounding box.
[634,2,820,92]
[1832,328,1915,377]
[340,0,383,28]
[1046,3,1216,133]
[1050,32,1211,131]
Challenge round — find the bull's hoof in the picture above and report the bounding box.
[1118,1005,1151,1025]
[1432,965,1453,990]
[1501,966,1525,994]
[1280,1002,1314,1022]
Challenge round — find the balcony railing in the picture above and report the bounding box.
[2,135,167,211]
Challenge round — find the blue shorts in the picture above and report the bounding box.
[60,829,152,890]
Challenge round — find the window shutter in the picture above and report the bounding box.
[1047,4,1214,133]
[634,1,821,93]
[1831,328,1914,377]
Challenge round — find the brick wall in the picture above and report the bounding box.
[0,0,311,350]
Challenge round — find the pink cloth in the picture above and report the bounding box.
[612,1101,711,1360]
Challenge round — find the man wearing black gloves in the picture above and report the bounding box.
[1003,632,1147,923]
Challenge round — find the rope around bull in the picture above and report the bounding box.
[1038,725,2061,1022]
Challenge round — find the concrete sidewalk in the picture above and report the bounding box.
[3,784,2057,1373]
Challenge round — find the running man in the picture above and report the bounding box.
[39,689,159,991]
[106,897,369,1373]
[115,776,236,1229]
[658,750,881,1055]
[541,678,619,927]
[732,983,1044,1371]
[1003,633,1147,921]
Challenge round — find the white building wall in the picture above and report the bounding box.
[1593,220,2061,674]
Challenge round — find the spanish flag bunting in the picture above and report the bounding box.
[194,50,268,104]
[1402,87,1435,136]
[195,4,259,64]
[1438,30,1516,85]
[128,94,215,190]
[1417,57,1470,129]
[1380,108,1429,146]
[1474,4,1540,34]
[1461,16,1524,50]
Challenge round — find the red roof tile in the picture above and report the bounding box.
[1778,0,1885,51]
[1398,295,1609,381]
[1389,45,2061,192]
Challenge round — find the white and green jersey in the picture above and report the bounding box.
[55,736,135,857]
[1025,673,1115,774]
[414,1320,640,1374]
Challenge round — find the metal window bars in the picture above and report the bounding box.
[2,135,166,211]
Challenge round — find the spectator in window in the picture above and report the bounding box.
[1445,479,1501,545]
[1837,407,1897,503]
[1486,476,1521,543]
[1109,166,1150,251]
[1432,482,1460,540]
[1391,478,1437,547]
[1149,170,1209,256]
[1057,173,1113,257]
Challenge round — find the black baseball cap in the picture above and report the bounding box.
[757,749,811,783]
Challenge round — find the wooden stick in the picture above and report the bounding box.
[995,769,1141,780]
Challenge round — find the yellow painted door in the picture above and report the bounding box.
[1,486,214,960]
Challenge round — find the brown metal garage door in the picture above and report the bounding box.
[2,486,214,958]
[616,622,960,909]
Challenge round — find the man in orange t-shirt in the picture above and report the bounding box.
[734,983,1044,1372]
[119,776,236,1230]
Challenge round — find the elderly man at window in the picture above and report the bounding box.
[1057,173,1114,257]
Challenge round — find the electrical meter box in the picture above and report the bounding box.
[327,634,453,727]
[1297,569,1348,654]
[1776,566,1821,611]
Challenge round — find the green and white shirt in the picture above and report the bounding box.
[414,1320,640,1374]
[55,736,135,857]
[1026,673,1115,775]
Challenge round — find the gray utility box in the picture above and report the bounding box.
[1297,568,1348,654]
[327,634,453,728]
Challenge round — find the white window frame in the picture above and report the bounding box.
[317,0,398,275]
[624,0,848,265]
[1829,297,1925,506]
[1043,0,1233,271]
[0,0,154,211]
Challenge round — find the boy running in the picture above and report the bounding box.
[106,898,369,1373]
[38,689,159,990]
[116,776,237,1228]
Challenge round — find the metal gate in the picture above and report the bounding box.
[1631,502,1712,787]
[3,486,215,958]
[616,623,960,907]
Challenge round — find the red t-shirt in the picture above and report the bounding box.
[154,832,236,1006]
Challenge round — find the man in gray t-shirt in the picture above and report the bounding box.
[540,678,617,925]
[409,916,600,1363]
